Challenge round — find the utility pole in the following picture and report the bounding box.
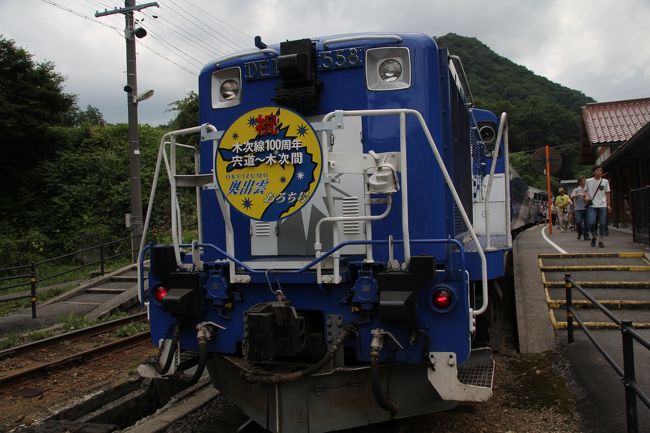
[96,1,158,261]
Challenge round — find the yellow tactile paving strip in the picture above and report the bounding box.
[539,252,650,329]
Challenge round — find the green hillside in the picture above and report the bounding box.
[436,33,595,187]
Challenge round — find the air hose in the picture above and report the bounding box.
[245,324,358,385]
[370,330,398,414]
[178,323,214,385]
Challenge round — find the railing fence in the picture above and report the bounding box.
[631,185,650,245]
[0,235,138,318]
[565,273,650,433]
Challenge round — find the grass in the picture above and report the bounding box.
[59,313,91,332]
[0,329,56,351]
[115,321,149,337]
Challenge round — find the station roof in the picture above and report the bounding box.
[582,97,650,146]
[579,97,650,163]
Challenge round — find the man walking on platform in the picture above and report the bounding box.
[554,188,571,232]
[571,176,590,240]
[585,165,611,248]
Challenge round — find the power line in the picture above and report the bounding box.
[39,0,120,31]
[183,0,252,44]
[145,30,204,70]
[165,0,247,51]
[138,40,197,76]
[510,141,581,155]
[38,0,200,76]
[146,6,227,58]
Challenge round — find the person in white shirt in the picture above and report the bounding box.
[585,165,611,248]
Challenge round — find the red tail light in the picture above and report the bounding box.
[154,286,169,302]
[432,288,453,310]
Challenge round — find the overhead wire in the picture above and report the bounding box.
[38,0,199,76]
[183,0,252,44]
[145,30,204,70]
[146,5,227,58]
[39,0,120,31]
[139,9,224,59]
[137,41,198,76]
[57,0,253,71]
[165,0,247,51]
[509,141,582,155]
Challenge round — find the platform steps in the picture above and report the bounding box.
[59,266,147,309]
[538,252,650,330]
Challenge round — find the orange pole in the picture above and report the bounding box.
[546,145,552,235]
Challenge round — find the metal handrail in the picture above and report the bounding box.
[153,109,490,315]
[0,235,138,318]
[321,109,489,316]
[138,238,467,305]
[322,34,402,49]
[0,264,31,273]
[565,273,650,433]
[214,48,278,67]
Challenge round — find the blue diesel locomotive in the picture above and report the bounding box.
[138,32,513,432]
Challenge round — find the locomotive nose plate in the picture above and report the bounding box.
[215,106,322,222]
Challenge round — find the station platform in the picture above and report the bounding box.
[513,223,650,433]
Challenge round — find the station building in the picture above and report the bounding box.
[580,97,650,243]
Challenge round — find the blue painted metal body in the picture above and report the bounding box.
[147,33,509,369]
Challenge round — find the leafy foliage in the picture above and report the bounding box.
[0,37,78,177]
[167,90,198,130]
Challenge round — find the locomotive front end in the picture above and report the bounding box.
[139,32,502,433]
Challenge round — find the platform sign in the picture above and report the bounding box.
[215,107,322,221]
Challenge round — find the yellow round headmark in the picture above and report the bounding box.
[215,107,322,221]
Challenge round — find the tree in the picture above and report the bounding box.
[76,105,106,126]
[167,91,198,130]
[0,36,79,214]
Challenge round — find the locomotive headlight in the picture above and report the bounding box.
[378,59,402,82]
[366,47,411,90]
[220,79,240,100]
[212,67,242,108]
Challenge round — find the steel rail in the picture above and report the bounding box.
[0,331,150,389]
[0,312,147,359]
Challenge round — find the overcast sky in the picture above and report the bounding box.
[2,0,649,125]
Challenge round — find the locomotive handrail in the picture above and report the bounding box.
[322,109,489,316]
[449,55,474,106]
[196,237,466,276]
[137,242,151,305]
[479,112,512,250]
[147,112,488,314]
[314,195,393,283]
[138,124,223,290]
[214,48,278,67]
[322,34,402,49]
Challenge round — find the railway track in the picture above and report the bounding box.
[0,313,149,390]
